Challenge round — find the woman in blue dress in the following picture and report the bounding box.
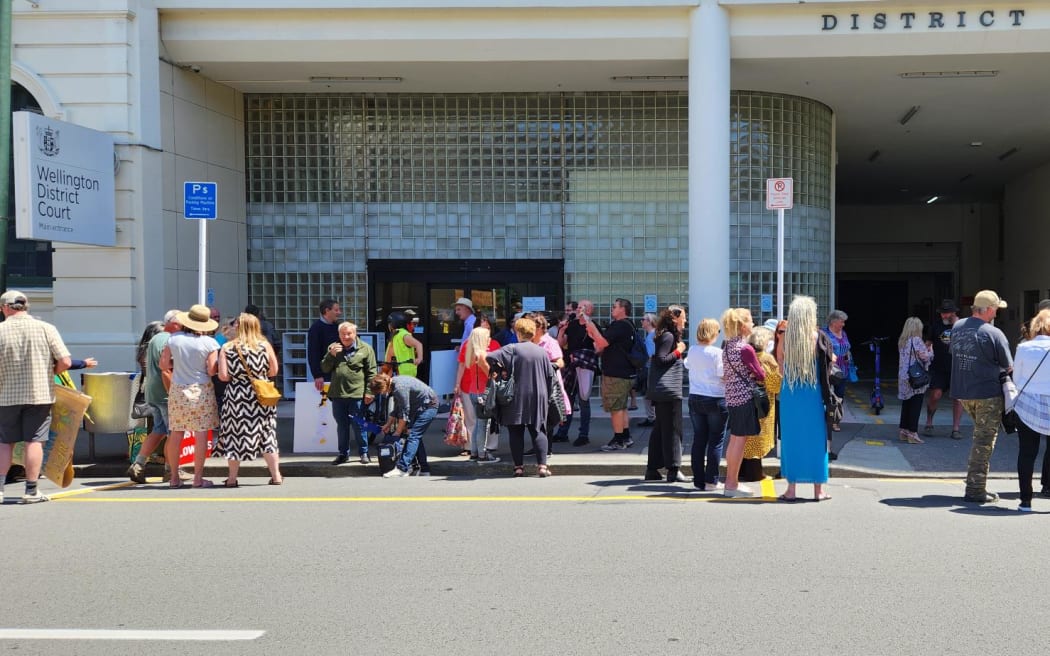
[779,296,839,502]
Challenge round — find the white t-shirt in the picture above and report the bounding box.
[686,343,725,397]
[168,332,220,386]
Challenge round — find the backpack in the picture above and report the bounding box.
[626,329,649,371]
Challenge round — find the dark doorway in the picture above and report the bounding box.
[369,259,564,383]
[837,279,909,379]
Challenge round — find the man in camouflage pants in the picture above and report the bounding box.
[950,290,1013,504]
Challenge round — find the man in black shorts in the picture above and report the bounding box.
[924,299,963,439]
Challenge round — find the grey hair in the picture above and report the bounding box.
[826,309,848,325]
[641,313,657,326]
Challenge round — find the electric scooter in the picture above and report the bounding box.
[862,336,889,415]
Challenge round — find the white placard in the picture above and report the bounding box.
[765,177,794,210]
[292,383,337,453]
[429,349,459,396]
[522,296,546,312]
[13,112,115,246]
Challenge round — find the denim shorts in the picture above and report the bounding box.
[150,402,169,435]
[0,404,52,444]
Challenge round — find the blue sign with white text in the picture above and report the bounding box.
[184,182,217,219]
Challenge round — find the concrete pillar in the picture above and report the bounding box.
[688,1,730,329]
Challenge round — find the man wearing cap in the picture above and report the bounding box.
[950,290,1013,504]
[127,309,193,484]
[454,297,475,342]
[308,299,342,392]
[0,291,72,503]
[923,299,964,439]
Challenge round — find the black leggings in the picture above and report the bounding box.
[899,395,924,432]
[507,424,547,467]
[1017,421,1050,505]
[647,400,682,470]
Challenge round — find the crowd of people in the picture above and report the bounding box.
[1,283,1045,507]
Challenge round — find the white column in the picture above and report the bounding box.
[688,1,730,330]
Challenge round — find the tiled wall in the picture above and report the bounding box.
[245,91,831,332]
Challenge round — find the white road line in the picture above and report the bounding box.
[0,629,265,641]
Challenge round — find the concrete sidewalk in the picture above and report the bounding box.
[68,380,1032,482]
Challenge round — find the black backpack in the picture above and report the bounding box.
[626,329,649,371]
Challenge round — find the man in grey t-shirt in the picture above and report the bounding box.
[950,289,1013,504]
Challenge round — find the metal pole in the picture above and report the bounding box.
[0,2,13,294]
[777,207,785,319]
[197,219,206,305]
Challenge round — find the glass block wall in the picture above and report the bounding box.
[244,91,831,332]
[730,91,834,320]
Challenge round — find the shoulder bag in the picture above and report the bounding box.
[646,354,684,402]
[1002,348,1050,434]
[235,343,282,407]
[906,342,930,389]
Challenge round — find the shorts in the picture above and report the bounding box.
[727,402,761,437]
[929,370,951,392]
[0,404,52,444]
[150,402,169,435]
[601,376,633,412]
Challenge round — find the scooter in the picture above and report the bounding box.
[862,336,889,415]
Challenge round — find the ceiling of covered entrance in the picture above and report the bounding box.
[164,27,1050,207]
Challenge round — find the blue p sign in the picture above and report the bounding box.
[184,182,218,220]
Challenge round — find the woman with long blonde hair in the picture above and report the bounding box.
[217,312,282,486]
[778,296,835,502]
[454,316,501,463]
[896,317,932,444]
[720,307,765,497]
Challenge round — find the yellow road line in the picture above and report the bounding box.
[55,494,778,503]
[48,480,136,499]
[760,477,776,499]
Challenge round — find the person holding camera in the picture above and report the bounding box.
[554,300,598,446]
[322,322,377,465]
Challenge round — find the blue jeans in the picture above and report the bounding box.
[555,386,591,439]
[467,394,488,456]
[396,406,438,473]
[689,395,728,485]
[331,397,366,457]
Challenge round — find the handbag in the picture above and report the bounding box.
[646,357,684,402]
[907,344,930,389]
[1002,349,1050,434]
[131,373,152,419]
[547,372,567,427]
[235,344,282,407]
[847,360,859,383]
[727,351,770,419]
[444,395,470,448]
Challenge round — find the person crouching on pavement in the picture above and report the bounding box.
[370,372,437,478]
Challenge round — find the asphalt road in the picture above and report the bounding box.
[3,475,1050,655]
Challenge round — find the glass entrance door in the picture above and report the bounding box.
[369,259,564,386]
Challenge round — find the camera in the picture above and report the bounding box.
[567,313,577,322]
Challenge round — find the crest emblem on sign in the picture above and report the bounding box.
[36,125,60,157]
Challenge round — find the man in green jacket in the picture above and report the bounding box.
[322,322,377,465]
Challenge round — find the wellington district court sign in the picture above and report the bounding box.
[13,112,116,247]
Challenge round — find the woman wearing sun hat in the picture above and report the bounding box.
[160,304,220,488]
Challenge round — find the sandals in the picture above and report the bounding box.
[268,478,283,486]
[537,465,552,478]
[192,479,215,488]
[223,479,239,488]
[169,480,183,489]
[777,494,797,503]
[513,466,525,478]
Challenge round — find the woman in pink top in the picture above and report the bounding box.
[529,313,571,458]
[454,314,501,463]
[720,308,765,497]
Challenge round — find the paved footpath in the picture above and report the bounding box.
[66,380,1032,483]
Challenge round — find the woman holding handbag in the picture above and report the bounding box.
[896,317,932,445]
[644,305,689,483]
[217,313,283,487]
[1012,309,1050,512]
[721,307,765,497]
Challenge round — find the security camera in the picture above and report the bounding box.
[189,65,201,74]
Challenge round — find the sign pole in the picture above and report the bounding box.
[198,218,207,305]
[777,207,785,320]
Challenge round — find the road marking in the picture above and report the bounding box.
[865,440,885,446]
[0,629,264,641]
[56,494,778,503]
[760,477,776,499]
[48,481,136,500]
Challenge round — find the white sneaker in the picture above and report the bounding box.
[382,467,408,478]
[20,490,50,504]
[723,485,754,498]
[705,482,725,492]
[1019,504,1033,513]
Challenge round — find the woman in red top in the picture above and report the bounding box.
[454,315,501,463]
